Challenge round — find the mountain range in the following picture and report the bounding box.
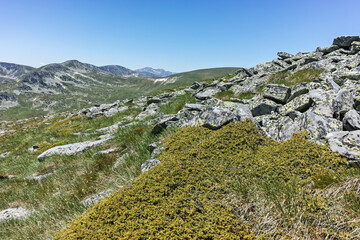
[0,60,238,120]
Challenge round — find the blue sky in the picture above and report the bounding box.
[0,0,359,72]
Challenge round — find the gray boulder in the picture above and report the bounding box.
[0,152,10,158]
[233,103,253,121]
[147,142,163,158]
[260,115,301,141]
[152,114,179,134]
[37,135,113,161]
[309,89,336,118]
[250,98,280,117]
[24,172,54,182]
[333,89,354,117]
[279,94,313,115]
[298,112,343,142]
[81,189,114,206]
[350,41,360,53]
[289,83,309,101]
[333,36,360,48]
[141,159,161,173]
[326,131,360,162]
[135,103,159,120]
[263,84,291,104]
[319,45,340,54]
[195,88,220,100]
[343,109,360,131]
[0,207,34,222]
[277,51,294,60]
[198,107,238,130]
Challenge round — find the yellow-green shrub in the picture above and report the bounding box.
[55,120,351,239]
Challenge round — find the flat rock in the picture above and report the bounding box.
[195,88,220,100]
[81,189,114,206]
[263,84,291,104]
[326,130,360,161]
[135,103,159,120]
[0,207,34,222]
[333,36,360,48]
[198,107,238,130]
[250,98,280,117]
[279,94,313,115]
[298,112,343,142]
[24,172,54,182]
[343,109,360,131]
[277,51,294,59]
[141,159,161,173]
[37,135,113,161]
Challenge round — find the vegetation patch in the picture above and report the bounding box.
[214,90,255,101]
[158,92,196,114]
[55,121,358,239]
[267,69,323,86]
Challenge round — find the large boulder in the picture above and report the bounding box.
[260,115,300,141]
[308,89,336,118]
[250,98,280,117]
[233,103,253,121]
[343,109,360,131]
[37,135,113,161]
[263,84,291,104]
[195,88,220,100]
[135,103,159,120]
[326,131,360,163]
[277,51,294,59]
[0,207,34,222]
[289,83,309,101]
[198,107,238,130]
[333,36,360,48]
[279,94,313,115]
[141,159,161,173]
[298,112,343,142]
[152,115,179,134]
[333,89,354,117]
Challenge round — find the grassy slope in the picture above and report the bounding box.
[55,121,360,239]
[0,68,238,121]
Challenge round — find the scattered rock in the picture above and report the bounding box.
[263,84,291,104]
[141,159,161,173]
[37,135,113,161]
[81,189,115,206]
[279,94,313,115]
[250,98,280,117]
[343,110,360,131]
[0,207,34,222]
[195,88,220,100]
[197,107,237,130]
[152,115,179,134]
[0,152,10,158]
[95,148,117,155]
[326,130,360,161]
[24,172,54,182]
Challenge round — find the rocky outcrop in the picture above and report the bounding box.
[37,134,113,161]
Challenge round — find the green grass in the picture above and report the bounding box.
[0,104,178,239]
[267,69,323,86]
[214,90,255,101]
[158,92,196,114]
[54,121,360,239]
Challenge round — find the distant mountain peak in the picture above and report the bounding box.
[135,67,175,77]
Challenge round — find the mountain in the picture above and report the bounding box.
[99,65,146,77]
[0,61,239,120]
[0,62,35,83]
[135,67,175,77]
[1,36,360,239]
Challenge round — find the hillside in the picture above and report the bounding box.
[0,36,360,239]
[0,61,237,120]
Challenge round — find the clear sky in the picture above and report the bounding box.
[0,0,359,72]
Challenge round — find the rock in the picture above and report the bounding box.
[184,103,206,111]
[333,89,354,117]
[277,51,294,60]
[0,207,34,222]
[263,84,291,104]
[279,94,313,115]
[195,88,220,100]
[135,103,159,120]
[190,81,201,90]
[343,110,360,131]
[104,106,128,117]
[37,135,113,161]
[319,45,340,54]
[198,107,238,130]
[147,97,162,105]
[260,115,301,141]
[152,115,179,134]
[81,189,114,206]
[326,130,360,161]
[308,89,336,118]
[141,159,161,173]
[250,98,280,117]
[233,104,253,121]
[350,41,360,53]
[28,145,39,153]
[0,152,10,158]
[147,142,163,158]
[289,83,309,101]
[24,172,54,182]
[298,112,343,142]
[333,36,360,48]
